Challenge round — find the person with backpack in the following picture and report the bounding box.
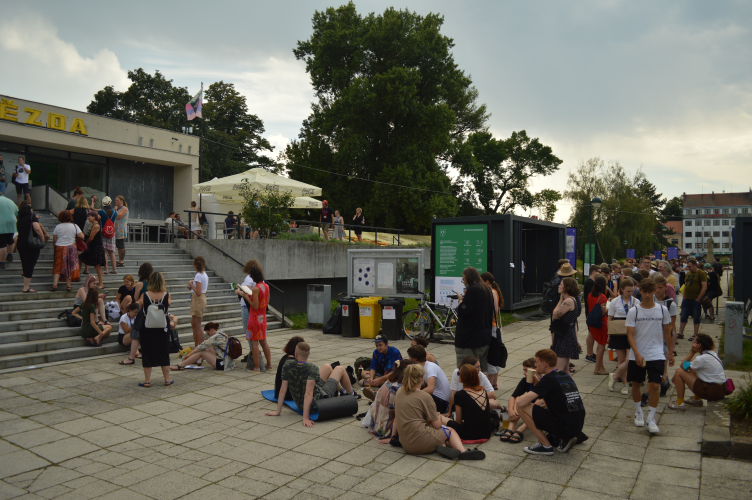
[668,333,729,410]
[586,275,609,375]
[582,265,600,363]
[170,322,236,371]
[637,275,676,404]
[97,196,118,275]
[138,272,173,387]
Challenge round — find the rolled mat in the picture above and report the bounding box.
[261,389,358,421]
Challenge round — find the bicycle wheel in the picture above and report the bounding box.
[403,308,433,339]
[433,308,457,338]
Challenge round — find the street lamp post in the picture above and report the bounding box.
[589,197,602,272]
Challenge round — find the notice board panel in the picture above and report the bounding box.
[347,249,424,298]
[434,223,488,306]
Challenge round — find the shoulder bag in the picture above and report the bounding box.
[704,352,735,395]
[585,295,604,328]
[26,220,45,250]
[608,297,630,335]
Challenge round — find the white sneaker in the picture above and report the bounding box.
[647,420,659,434]
[621,385,629,395]
[608,373,616,392]
[634,413,645,427]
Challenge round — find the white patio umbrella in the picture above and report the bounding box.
[192,168,322,198]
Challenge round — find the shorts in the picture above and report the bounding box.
[117,333,126,346]
[487,364,500,375]
[191,222,201,231]
[0,233,14,246]
[15,182,30,195]
[692,378,726,401]
[115,238,125,250]
[627,360,665,384]
[321,223,331,232]
[680,298,701,324]
[455,345,490,372]
[316,378,339,399]
[532,404,578,441]
[431,394,449,414]
[190,294,207,317]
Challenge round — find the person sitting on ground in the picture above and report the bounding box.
[80,288,112,346]
[440,364,492,441]
[447,355,504,416]
[370,360,410,443]
[517,349,586,455]
[275,335,305,400]
[361,334,402,395]
[407,345,451,414]
[669,333,728,410]
[72,276,109,325]
[498,358,539,443]
[171,322,236,372]
[116,274,136,315]
[266,342,357,427]
[394,363,485,460]
[117,303,139,350]
[410,337,436,363]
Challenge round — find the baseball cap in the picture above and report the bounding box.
[372,334,388,343]
[322,200,328,204]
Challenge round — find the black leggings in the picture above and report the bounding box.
[20,248,40,278]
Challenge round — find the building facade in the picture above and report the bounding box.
[0,95,199,219]
[682,191,752,255]
[664,220,682,250]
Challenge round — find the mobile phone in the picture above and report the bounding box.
[103,291,108,296]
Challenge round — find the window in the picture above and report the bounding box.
[732,208,738,214]
[671,239,679,244]
[685,232,692,237]
[723,243,730,248]
[713,220,720,226]
[685,243,692,249]
[714,243,720,249]
[696,209,702,215]
[704,243,708,248]
[713,231,720,237]
[696,220,703,226]
[685,209,692,215]
[685,220,692,226]
[704,232,710,237]
[743,208,750,214]
[695,232,702,237]
[714,209,720,214]
[696,243,703,248]
[704,220,710,226]
[722,220,729,225]
[722,231,729,237]
[705,209,712,214]
[722,208,729,214]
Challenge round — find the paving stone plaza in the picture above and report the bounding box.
[1,315,750,500]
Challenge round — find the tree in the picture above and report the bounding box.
[238,183,295,239]
[284,2,488,233]
[87,70,274,181]
[661,196,683,222]
[457,130,562,215]
[532,189,562,221]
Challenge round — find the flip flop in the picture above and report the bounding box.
[593,370,609,375]
[138,382,151,388]
[164,380,174,386]
[169,365,184,371]
[119,358,135,365]
[117,263,125,267]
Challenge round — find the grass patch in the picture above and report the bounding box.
[725,374,752,421]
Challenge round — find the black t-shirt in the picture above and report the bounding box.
[451,390,491,440]
[321,207,333,223]
[511,377,531,398]
[532,370,585,433]
[455,283,493,349]
[118,285,135,304]
[712,262,723,276]
[274,354,295,400]
[66,198,77,210]
[16,214,39,250]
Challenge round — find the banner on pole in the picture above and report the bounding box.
[566,228,577,268]
[654,250,662,261]
[667,247,678,260]
[626,249,636,260]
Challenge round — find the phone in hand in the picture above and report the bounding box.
[103,291,108,296]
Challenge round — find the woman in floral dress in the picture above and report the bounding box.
[369,360,409,442]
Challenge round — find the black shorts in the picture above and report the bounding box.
[117,333,126,346]
[431,394,449,414]
[627,360,665,384]
[0,233,14,246]
[532,404,577,441]
[15,182,30,195]
[115,238,125,250]
[215,358,225,371]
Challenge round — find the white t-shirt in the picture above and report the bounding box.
[607,296,640,319]
[654,296,677,317]
[15,163,30,184]
[423,361,450,402]
[690,351,727,385]
[119,313,134,335]
[625,304,670,361]
[239,275,256,308]
[193,272,209,295]
[450,369,494,393]
[53,223,82,246]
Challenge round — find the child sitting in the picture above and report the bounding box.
[498,358,539,443]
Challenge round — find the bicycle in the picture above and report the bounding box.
[402,291,459,339]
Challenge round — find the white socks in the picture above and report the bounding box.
[648,406,657,422]
[634,402,643,414]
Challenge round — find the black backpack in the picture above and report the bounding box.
[541,280,560,314]
[168,330,182,353]
[58,310,82,328]
[198,212,208,225]
[323,305,342,335]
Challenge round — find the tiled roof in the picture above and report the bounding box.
[665,221,682,234]
[683,191,752,208]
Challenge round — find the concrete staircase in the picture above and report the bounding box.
[0,211,285,370]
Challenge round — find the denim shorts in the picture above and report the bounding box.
[680,298,701,324]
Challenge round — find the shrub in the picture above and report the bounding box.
[724,373,752,420]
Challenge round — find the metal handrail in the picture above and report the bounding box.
[288,219,403,245]
[174,216,285,323]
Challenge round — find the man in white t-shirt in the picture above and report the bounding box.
[625,278,674,434]
[407,345,450,414]
[637,275,676,406]
[13,157,31,206]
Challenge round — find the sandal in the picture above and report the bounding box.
[667,403,687,411]
[22,289,37,293]
[508,431,524,443]
[169,365,185,371]
[593,370,609,375]
[83,270,89,275]
[49,286,58,292]
[119,358,135,365]
[66,287,72,292]
[164,380,174,386]
[498,429,514,441]
[117,263,125,267]
[138,382,151,388]
[265,365,273,371]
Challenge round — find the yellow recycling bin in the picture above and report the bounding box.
[356,297,382,339]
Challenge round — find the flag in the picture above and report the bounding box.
[186,84,202,121]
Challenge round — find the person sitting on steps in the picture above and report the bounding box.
[265,342,357,427]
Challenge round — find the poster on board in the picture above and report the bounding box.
[566,227,577,268]
[434,224,487,306]
[396,258,420,295]
[353,258,375,294]
[347,249,425,298]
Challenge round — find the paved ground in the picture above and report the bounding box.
[1,314,750,500]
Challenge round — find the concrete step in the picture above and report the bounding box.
[0,272,222,288]
[0,302,245,333]
[0,324,285,370]
[0,289,238,312]
[0,283,236,303]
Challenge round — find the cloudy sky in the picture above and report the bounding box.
[3,1,751,222]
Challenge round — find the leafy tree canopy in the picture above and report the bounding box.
[284,1,488,233]
[87,70,274,181]
[661,196,683,222]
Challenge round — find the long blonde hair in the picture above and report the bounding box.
[402,364,425,394]
[75,196,90,209]
[116,195,127,208]
[147,272,166,292]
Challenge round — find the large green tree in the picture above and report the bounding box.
[87,70,274,181]
[284,2,488,233]
[661,196,683,222]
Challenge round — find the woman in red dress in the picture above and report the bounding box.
[246,260,272,372]
[587,275,610,375]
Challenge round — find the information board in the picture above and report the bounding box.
[434,224,488,306]
[347,249,425,298]
[667,247,678,260]
[626,249,636,260]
